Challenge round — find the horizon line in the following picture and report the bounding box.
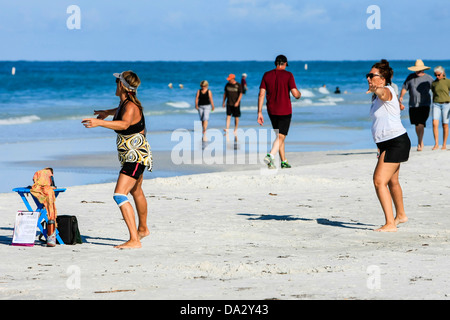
[1,58,449,63]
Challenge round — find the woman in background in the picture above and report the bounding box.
[431,66,450,150]
[195,80,215,141]
[367,60,411,232]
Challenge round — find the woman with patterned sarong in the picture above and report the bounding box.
[30,168,58,247]
[82,71,152,249]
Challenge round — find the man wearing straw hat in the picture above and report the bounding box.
[399,59,433,151]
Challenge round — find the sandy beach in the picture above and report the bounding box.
[0,147,449,301]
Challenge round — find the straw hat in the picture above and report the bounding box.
[408,59,430,72]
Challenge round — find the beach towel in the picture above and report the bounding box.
[30,168,57,223]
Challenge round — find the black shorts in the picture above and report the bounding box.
[376,133,411,163]
[120,162,146,180]
[409,106,430,126]
[226,105,241,117]
[268,113,292,136]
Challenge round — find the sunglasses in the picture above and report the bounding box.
[435,73,443,77]
[366,73,382,79]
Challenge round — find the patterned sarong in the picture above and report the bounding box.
[30,168,57,222]
[116,132,153,171]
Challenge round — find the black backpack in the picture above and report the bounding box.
[56,215,83,245]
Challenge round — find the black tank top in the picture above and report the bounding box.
[198,89,210,106]
[113,99,146,135]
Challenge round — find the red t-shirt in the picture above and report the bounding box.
[259,69,297,115]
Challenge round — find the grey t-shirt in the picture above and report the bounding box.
[402,73,433,108]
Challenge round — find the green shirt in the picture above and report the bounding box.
[431,78,450,103]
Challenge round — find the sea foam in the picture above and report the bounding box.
[0,115,41,125]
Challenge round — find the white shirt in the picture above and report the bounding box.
[370,85,406,143]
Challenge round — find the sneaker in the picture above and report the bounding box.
[264,153,276,169]
[47,232,56,247]
[281,160,291,169]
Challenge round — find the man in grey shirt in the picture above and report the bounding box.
[399,60,433,151]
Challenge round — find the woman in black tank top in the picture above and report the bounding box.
[82,71,151,249]
[195,80,215,141]
[113,98,146,135]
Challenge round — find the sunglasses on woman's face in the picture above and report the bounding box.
[116,78,120,84]
[366,73,381,79]
[435,73,443,77]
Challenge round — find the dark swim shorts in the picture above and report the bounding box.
[268,113,292,136]
[409,106,430,127]
[120,162,146,180]
[226,104,241,117]
[376,133,411,163]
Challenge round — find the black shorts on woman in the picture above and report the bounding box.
[376,132,411,163]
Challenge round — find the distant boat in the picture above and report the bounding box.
[304,64,308,71]
[11,67,16,75]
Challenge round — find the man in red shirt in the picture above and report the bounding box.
[257,55,301,169]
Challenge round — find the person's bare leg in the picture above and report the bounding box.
[202,120,208,141]
[277,134,286,162]
[442,123,448,150]
[270,134,280,157]
[373,152,400,232]
[388,166,408,226]
[234,117,239,135]
[130,175,149,240]
[416,124,424,151]
[114,174,141,249]
[432,120,439,150]
[224,115,231,133]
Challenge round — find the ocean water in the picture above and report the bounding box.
[0,60,448,192]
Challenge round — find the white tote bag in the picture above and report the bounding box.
[12,211,40,246]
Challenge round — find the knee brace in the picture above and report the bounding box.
[113,193,129,207]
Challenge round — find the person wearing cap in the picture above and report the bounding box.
[241,73,248,94]
[82,71,152,249]
[399,60,434,151]
[257,55,301,169]
[223,73,243,134]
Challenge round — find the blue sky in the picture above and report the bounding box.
[1,0,449,61]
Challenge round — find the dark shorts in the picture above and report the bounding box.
[226,105,241,117]
[268,113,292,136]
[376,133,411,163]
[120,162,146,180]
[409,106,430,127]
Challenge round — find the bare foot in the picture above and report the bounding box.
[395,216,408,226]
[442,146,447,150]
[432,145,439,150]
[417,145,423,151]
[138,229,150,240]
[114,240,142,249]
[374,224,398,232]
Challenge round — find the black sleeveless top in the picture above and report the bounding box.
[198,89,211,106]
[113,99,146,135]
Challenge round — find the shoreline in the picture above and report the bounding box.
[1,147,449,299]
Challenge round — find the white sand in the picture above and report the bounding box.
[0,148,449,300]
